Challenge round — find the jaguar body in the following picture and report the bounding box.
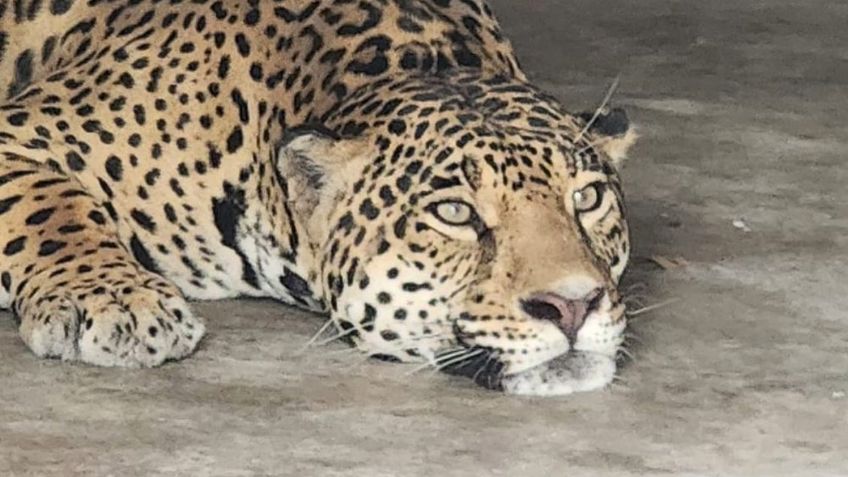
[0,0,636,395]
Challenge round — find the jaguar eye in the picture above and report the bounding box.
[432,201,474,226]
[573,183,604,213]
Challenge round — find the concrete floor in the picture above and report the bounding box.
[2,1,847,475]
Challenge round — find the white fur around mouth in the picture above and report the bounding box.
[500,351,617,396]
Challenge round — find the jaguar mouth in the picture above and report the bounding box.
[501,351,617,396]
[439,347,617,396]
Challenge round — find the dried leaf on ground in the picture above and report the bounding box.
[649,255,689,269]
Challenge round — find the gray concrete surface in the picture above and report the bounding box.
[2,1,847,475]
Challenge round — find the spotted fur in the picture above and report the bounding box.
[0,0,636,395]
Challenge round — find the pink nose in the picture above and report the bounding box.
[520,289,604,342]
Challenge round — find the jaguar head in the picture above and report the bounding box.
[278,71,636,396]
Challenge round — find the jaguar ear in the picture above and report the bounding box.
[578,107,638,165]
[276,126,371,237]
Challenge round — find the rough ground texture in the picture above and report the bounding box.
[2,1,847,475]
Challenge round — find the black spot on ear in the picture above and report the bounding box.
[579,107,629,137]
[450,34,482,68]
[276,124,342,190]
[279,124,340,145]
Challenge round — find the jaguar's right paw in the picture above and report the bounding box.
[19,278,205,367]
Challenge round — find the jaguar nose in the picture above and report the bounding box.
[520,288,604,342]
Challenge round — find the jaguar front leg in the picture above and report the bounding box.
[0,157,205,367]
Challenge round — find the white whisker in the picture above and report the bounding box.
[627,298,680,317]
[311,327,357,347]
[623,295,646,308]
[617,347,636,362]
[298,318,335,353]
[574,75,621,144]
[609,375,630,391]
[341,353,374,372]
[472,354,495,382]
[435,348,485,371]
[402,345,467,377]
[623,332,644,345]
[434,348,469,361]
[406,360,437,376]
[427,349,473,372]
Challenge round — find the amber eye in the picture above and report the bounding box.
[573,183,604,213]
[432,201,474,226]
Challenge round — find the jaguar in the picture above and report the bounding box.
[0,0,637,395]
